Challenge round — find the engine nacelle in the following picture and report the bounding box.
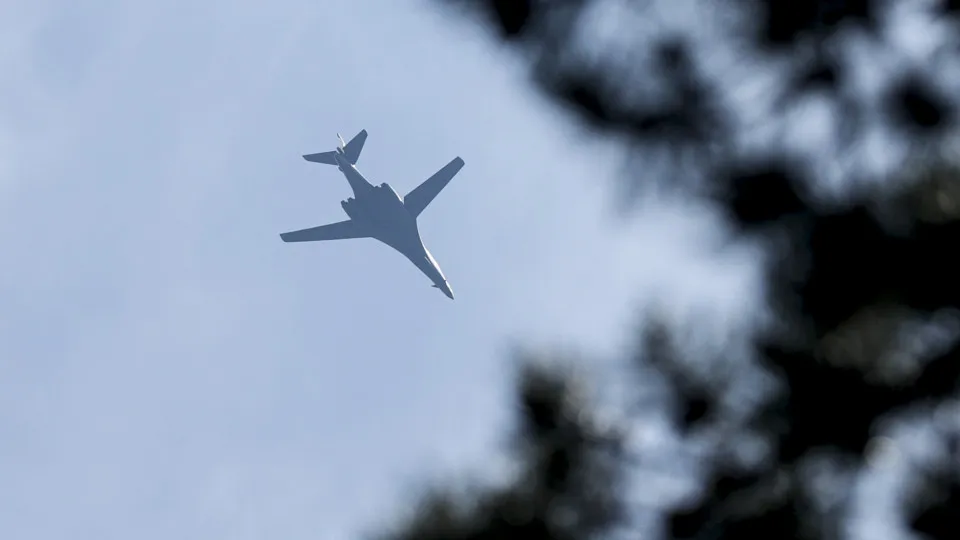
[341,197,359,218]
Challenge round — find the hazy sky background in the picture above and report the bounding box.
[0,1,759,538]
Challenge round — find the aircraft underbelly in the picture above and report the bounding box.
[373,227,422,257]
[346,186,435,281]
[360,198,418,245]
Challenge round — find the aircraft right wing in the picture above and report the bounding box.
[403,157,465,218]
[279,219,367,242]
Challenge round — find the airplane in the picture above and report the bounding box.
[280,129,464,300]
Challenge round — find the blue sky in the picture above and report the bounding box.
[0,1,760,538]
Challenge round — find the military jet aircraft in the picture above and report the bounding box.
[280,129,464,300]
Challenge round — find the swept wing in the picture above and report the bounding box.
[403,157,464,218]
[279,219,367,242]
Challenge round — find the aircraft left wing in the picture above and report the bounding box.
[279,219,367,242]
[403,157,465,218]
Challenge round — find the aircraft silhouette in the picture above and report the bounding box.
[280,129,464,300]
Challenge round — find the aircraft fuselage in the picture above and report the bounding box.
[333,152,454,299]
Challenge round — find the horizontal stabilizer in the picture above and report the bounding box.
[279,219,367,242]
[403,157,465,218]
[303,151,338,165]
[342,129,366,164]
[303,129,367,166]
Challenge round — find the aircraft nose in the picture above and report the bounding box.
[442,282,454,300]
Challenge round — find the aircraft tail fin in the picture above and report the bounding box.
[303,129,367,165]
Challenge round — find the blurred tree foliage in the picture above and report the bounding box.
[374,1,960,539]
